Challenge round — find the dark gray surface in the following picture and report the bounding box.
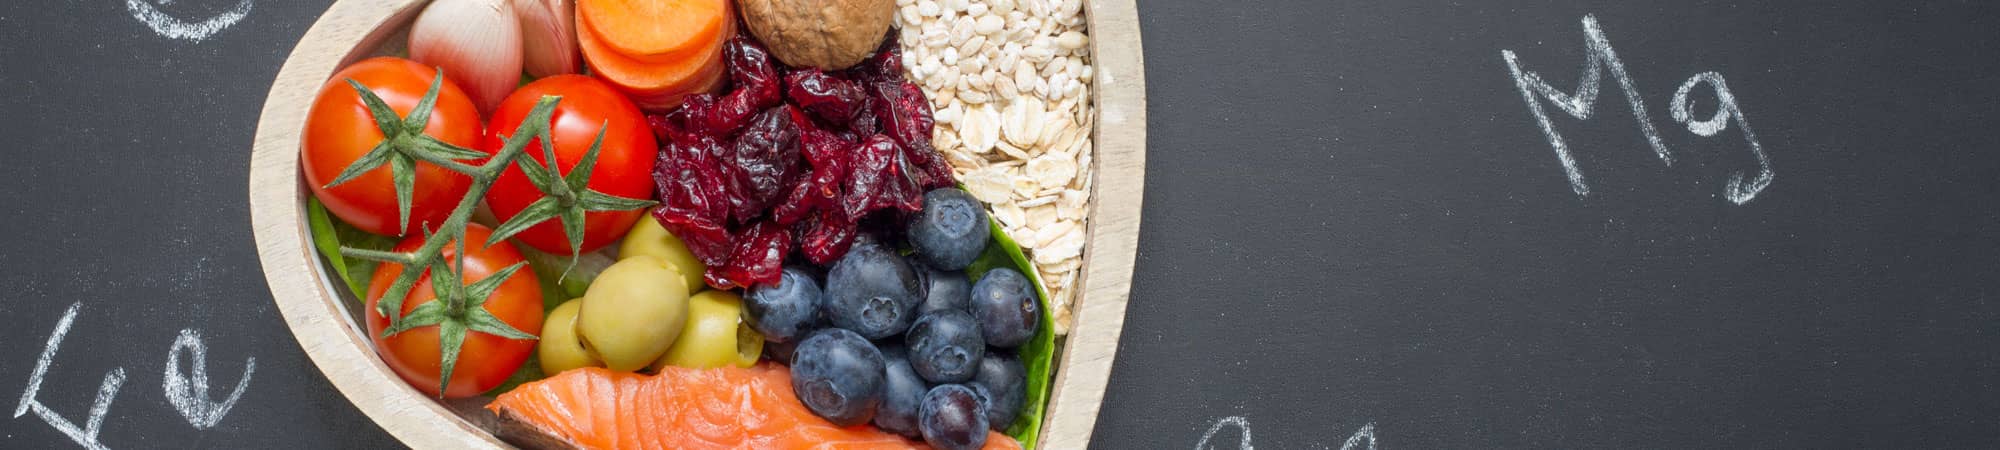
[11,0,2000,449]
[0,0,396,447]
[1097,0,2000,448]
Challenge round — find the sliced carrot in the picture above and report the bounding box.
[621,56,727,110]
[578,0,730,62]
[577,6,728,108]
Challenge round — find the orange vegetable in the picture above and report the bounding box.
[491,364,1023,450]
[576,1,730,110]
[577,0,730,61]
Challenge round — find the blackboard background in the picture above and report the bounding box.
[0,0,394,447]
[7,0,2000,449]
[1098,0,2000,449]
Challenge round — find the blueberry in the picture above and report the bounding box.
[745,266,823,342]
[824,244,923,339]
[918,384,989,450]
[908,188,991,270]
[969,268,1040,348]
[917,263,972,314]
[874,344,930,437]
[765,338,801,364]
[970,353,1026,430]
[906,309,985,383]
[790,329,885,426]
[877,340,908,360]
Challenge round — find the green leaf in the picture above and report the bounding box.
[433,317,469,397]
[488,197,562,246]
[558,204,587,259]
[306,198,353,289]
[465,307,539,340]
[382,299,450,337]
[346,79,404,136]
[428,259,459,310]
[534,125,577,199]
[509,136,558,187]
[413,134,489,161]
[390,153,417,235]
[576,189,657,212]
[323,141,393,188]
[403,69,444,130]
[967,217,1058,449]
[464,262,529,308]
[520,246,610,307]
[304,197,395,299]
[564,124,608,190]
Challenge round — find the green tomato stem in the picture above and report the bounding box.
[364,96,564,326]
[337,247,415,265]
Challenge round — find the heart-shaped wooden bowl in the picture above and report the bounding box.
[248,0,1143,447]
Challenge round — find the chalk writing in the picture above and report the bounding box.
[13,303,255,448]
[1501,14,1775,204]
[1195,416,1377,450]
[14,303,120,450]
[1196,416,1252,450]
[125,0,253,42]
[163,329,255,430]
[1670,72,1775,204]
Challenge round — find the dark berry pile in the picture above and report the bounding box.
[744,188,1040,450]
[649,35,956,290]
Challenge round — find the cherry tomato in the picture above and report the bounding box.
[303,57,482,237]
[482,75,659,254]
[365,224,544,398]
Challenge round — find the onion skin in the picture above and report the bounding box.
[514,0,581,77]
[410,0,524,114]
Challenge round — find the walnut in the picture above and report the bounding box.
[738,0,897,70]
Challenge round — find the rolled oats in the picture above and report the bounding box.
[898,0,1096,335]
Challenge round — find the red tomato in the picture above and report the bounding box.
[364,224,544,398]
[481,75,659,254]
[303,57,482,237]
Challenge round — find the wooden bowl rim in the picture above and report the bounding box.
[247,0,1145,448]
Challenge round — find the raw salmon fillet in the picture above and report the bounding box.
[490,363,1024,450]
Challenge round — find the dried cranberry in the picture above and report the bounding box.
[786,69,868,125]
[799,121,852,171]
[774,123,853,225]
[701,219,789,289]
[870,81,935,156]
[706,36,782,136]
[652,136,735,265]
[671,94,723,137]
[798,210,858,265]
[848,34,904,83]
[651,32,956,271]
[724,35,782,105]
[913,145,956,190]
[846,97,880,137]
[726,106,804,221]
[842,135,923,219]
[647,113,685,145]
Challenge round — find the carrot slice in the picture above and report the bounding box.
[577,5,727,107]
[621,56,727,111]
[578,0,730,61]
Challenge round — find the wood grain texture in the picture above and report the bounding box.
[247,0,1144,448]
[248,0,507,448]
[1040,0,1145,447]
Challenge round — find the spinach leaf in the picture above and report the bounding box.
[305,197,394,299]
[966,218,1058,449]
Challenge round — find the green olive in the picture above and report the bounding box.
[577,255,690,371]
[537,299,602,376]
[618,215,707,293]
[652,290,764,370]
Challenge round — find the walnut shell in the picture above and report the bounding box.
[739,0,897,70]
